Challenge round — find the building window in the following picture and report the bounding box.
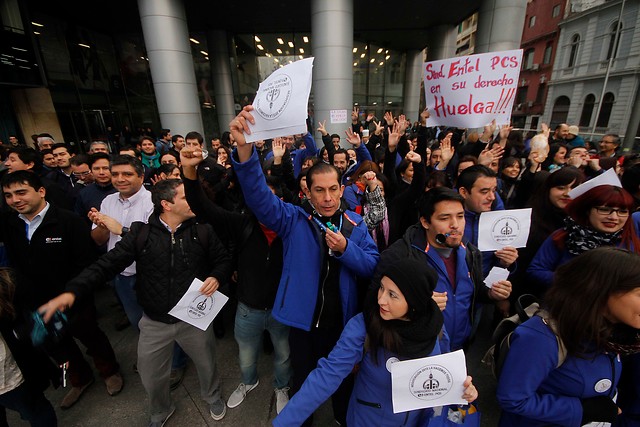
[536,83,546,104]
[543,42,553,64]
[596,92,615,128]
[551,96,570,127]
[552,5,561,18]
[529,16,536,27]
[579,94,596,127]
[524,48,535,69]
[606,21,623,60]
[568,34,580,68]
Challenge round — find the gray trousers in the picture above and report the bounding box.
[138,315,221,422]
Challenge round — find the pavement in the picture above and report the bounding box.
[7,287,503,426]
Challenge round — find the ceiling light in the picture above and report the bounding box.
[190,38,200,44]
[257,44,264,50]
[33,31,40,35]
[11,47,27,52]
[385,50,389,54]
[298,55,303,59]
[385,55,390,60]
[31,22,43,27]
[377,48,383,53]
[274,58,279,63]
[360,53,365,58]
[200,50,208,55]
[354,102,359,105]
[387,101,392,104]
[254,35,261,42]
[373,102,377,105]
[353,47,357,53]
[288,41,294,48]
[353,62,357,66]
[276,48,282,54]
[277,38,284,44]
[379,61,384,65]
[303,36,309,43]
[370,58,375,63]
[299,48,304,53]
[266,53,272,57]
[78,43,90,49]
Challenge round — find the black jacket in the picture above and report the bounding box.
[66,214,232,324]
[184,177,283,310]
[0,205,96,310]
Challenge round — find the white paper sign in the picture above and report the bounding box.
[477,208,532,252]
[246,57,314,142]
[330,109,348,124]
[484,266,510,288]
[168,278,228,331]
[391,349,467,413]
[423,49,523,128]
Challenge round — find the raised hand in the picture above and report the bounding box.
[373,120,384,136]
[366,112,375,122]
[345,128,361,146]
[387,122,401,152]
[439,134,455,164]
[420,108,430,125]
[499,124,513,140]
[540,122,550,139]
[271,137,286,159]
[405,151,422,164]
[397,114,409,134]
[384,111,395,126]
[478,144,504,166]
[317,120,328,136]
[351,107,359,122]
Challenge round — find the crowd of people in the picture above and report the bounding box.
[0,106,638,427]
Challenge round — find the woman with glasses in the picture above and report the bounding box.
[527,184,639,290]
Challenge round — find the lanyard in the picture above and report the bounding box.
[311,214,342,233]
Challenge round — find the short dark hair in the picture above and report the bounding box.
[306,162,341,188]
[139,135,155,145]
[111,154,144,177]
[155,163,179,177]
[603,133,620,145]
[333,149,348,161]
[160,151,180,164]
[51,143,72,154]
[7,146,40,167]
[1,170,44,191]
[417,187,464,222]
[70,154,90,167]
[171,134,183,144]
[185,131,203,146]
[151,179,182,213]
[119,145,140,158]
[89,152,111,168]
[457,164,496,192]
[330,134,340,140]
[160,129,171,138]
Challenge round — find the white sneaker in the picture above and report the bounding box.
[227,381,259,408]
[275,387,290,414]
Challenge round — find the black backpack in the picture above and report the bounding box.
[482,294,567,379]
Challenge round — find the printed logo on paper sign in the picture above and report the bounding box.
[409,365,453,401]
[490,215,521,245]
[255,74,292,121]
[188,294,214,319]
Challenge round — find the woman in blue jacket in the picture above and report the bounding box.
[498,247,640,426]
[273,258,478,427]
[527,184,640,289]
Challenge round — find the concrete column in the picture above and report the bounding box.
[623,77,640,150]
[426,25,458,60]
[138,0,203,136]
[311,0,353,139]
[207,30,237,135]
[403,50,424,122]
[475,0,527,53]
[11,88,63,147]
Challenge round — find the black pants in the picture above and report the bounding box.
[289,326,355,426]
[0,382,57,426]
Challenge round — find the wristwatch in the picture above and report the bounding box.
[121,227,130,236]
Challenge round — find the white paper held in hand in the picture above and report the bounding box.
[168,278,228,331]
[390,349,468,413]
[246,57,314,143]
[477,208,532,252]
[484,266,510,288]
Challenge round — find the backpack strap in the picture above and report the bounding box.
[134,222,151,255]
[536,309,568,369]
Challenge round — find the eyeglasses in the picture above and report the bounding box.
[592,206,630,217]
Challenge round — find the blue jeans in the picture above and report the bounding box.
[234,302,291,389]
[114,274,143,329]
[116,274,187,370]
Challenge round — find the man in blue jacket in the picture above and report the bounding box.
[380,187,512,351]
[230,106,379,425]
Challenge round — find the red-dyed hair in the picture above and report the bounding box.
[552,185,640,252]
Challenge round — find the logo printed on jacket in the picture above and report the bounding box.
[45,237,63,243]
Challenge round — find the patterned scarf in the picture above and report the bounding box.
[605,324,640,356]
[564,217,622,256]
